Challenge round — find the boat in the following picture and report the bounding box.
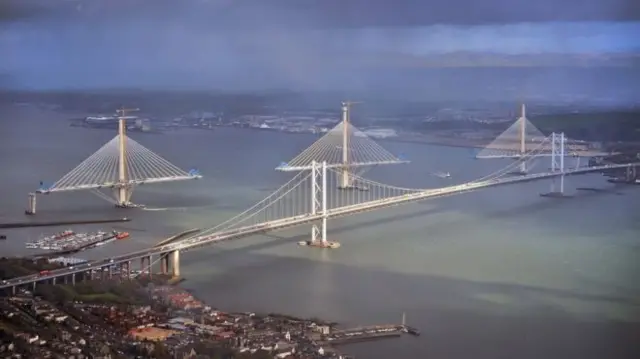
[432,171,451,179]
[116,232,130,240]
[403,326,421,336]
[54,230,75,240]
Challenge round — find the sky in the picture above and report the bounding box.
[1,0,639,91]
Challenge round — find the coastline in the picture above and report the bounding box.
[219,124,487,150]
[151,279,415,357]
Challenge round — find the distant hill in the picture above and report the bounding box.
[365,51,640,68]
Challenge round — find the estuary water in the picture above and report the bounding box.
[1,106,639,358]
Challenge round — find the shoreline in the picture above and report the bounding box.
[214,124,487,150]
[155,279,414,356]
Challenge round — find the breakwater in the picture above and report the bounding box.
[0,217,132,229]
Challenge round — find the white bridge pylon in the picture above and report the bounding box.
[31,110,201,212]
[475,104,591,175]
[276,101,409,189]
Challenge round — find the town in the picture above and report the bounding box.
[0,258,418,359]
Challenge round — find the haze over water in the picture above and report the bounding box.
[1,106,639,358]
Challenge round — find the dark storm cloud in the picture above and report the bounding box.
[1,0,639,95]
[1,0,639,25]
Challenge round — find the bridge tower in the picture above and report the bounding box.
[517,103,527,175]
[276,101,408,185]
[541,132,572,198]
[115,107,138,207]
[340,101,352,188]
[308,160,340,248]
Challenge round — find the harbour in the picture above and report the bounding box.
[321,324,420,345]
[25,229,130,256]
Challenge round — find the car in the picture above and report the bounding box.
[68,266,74,270]
[1,280,7,284]
[109,259,114,263]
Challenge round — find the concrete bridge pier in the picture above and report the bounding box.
[140,256,152,278]
[51,277,56,285]
[626,166,638,182]
[120,261,130,278]
[71,273,76,285]
[160,253,169,275]
[25,193,36,215]
[170,250,180,278]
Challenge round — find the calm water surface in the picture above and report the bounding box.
[1,106,639,358]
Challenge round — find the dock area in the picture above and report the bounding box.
[318,324,420,346]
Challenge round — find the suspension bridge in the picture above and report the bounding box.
[5,103,639,292]
[26,108,202,214]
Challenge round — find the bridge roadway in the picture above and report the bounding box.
[2,162,637,290]
[37,175,203,194]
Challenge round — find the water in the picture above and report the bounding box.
[1,105,639,358]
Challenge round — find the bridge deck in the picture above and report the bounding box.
[2,162,637,289]
[37,175,202,193]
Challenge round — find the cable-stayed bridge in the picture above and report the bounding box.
[276,101,409,189]
[26,108,202,214]
[475,104,610,175]
[5,104,638,292]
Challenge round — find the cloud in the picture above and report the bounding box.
[1,0,639,25]
[1,1,638,94]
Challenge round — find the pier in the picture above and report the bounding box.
[0,217,131,229]
[318,324,420,346]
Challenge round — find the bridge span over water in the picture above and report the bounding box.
[5,102,639,293]
[2,132,638,292]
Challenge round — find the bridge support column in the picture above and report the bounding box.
[340,167,352,189]
[11,286,16,296]
[541,132,572,199]
[170,250,180,278]
[518,108,527,175]
[51,277,56,285]
[140,256,152,278]
[25,193,36,215]
[160,254,169,275]
[304,161,340,249]
[120,261,131,278]
[114,117,134,208]
[625,166,638,183]
[113,186,134,208]
[338,101,354,189]
[71,273,76,285]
